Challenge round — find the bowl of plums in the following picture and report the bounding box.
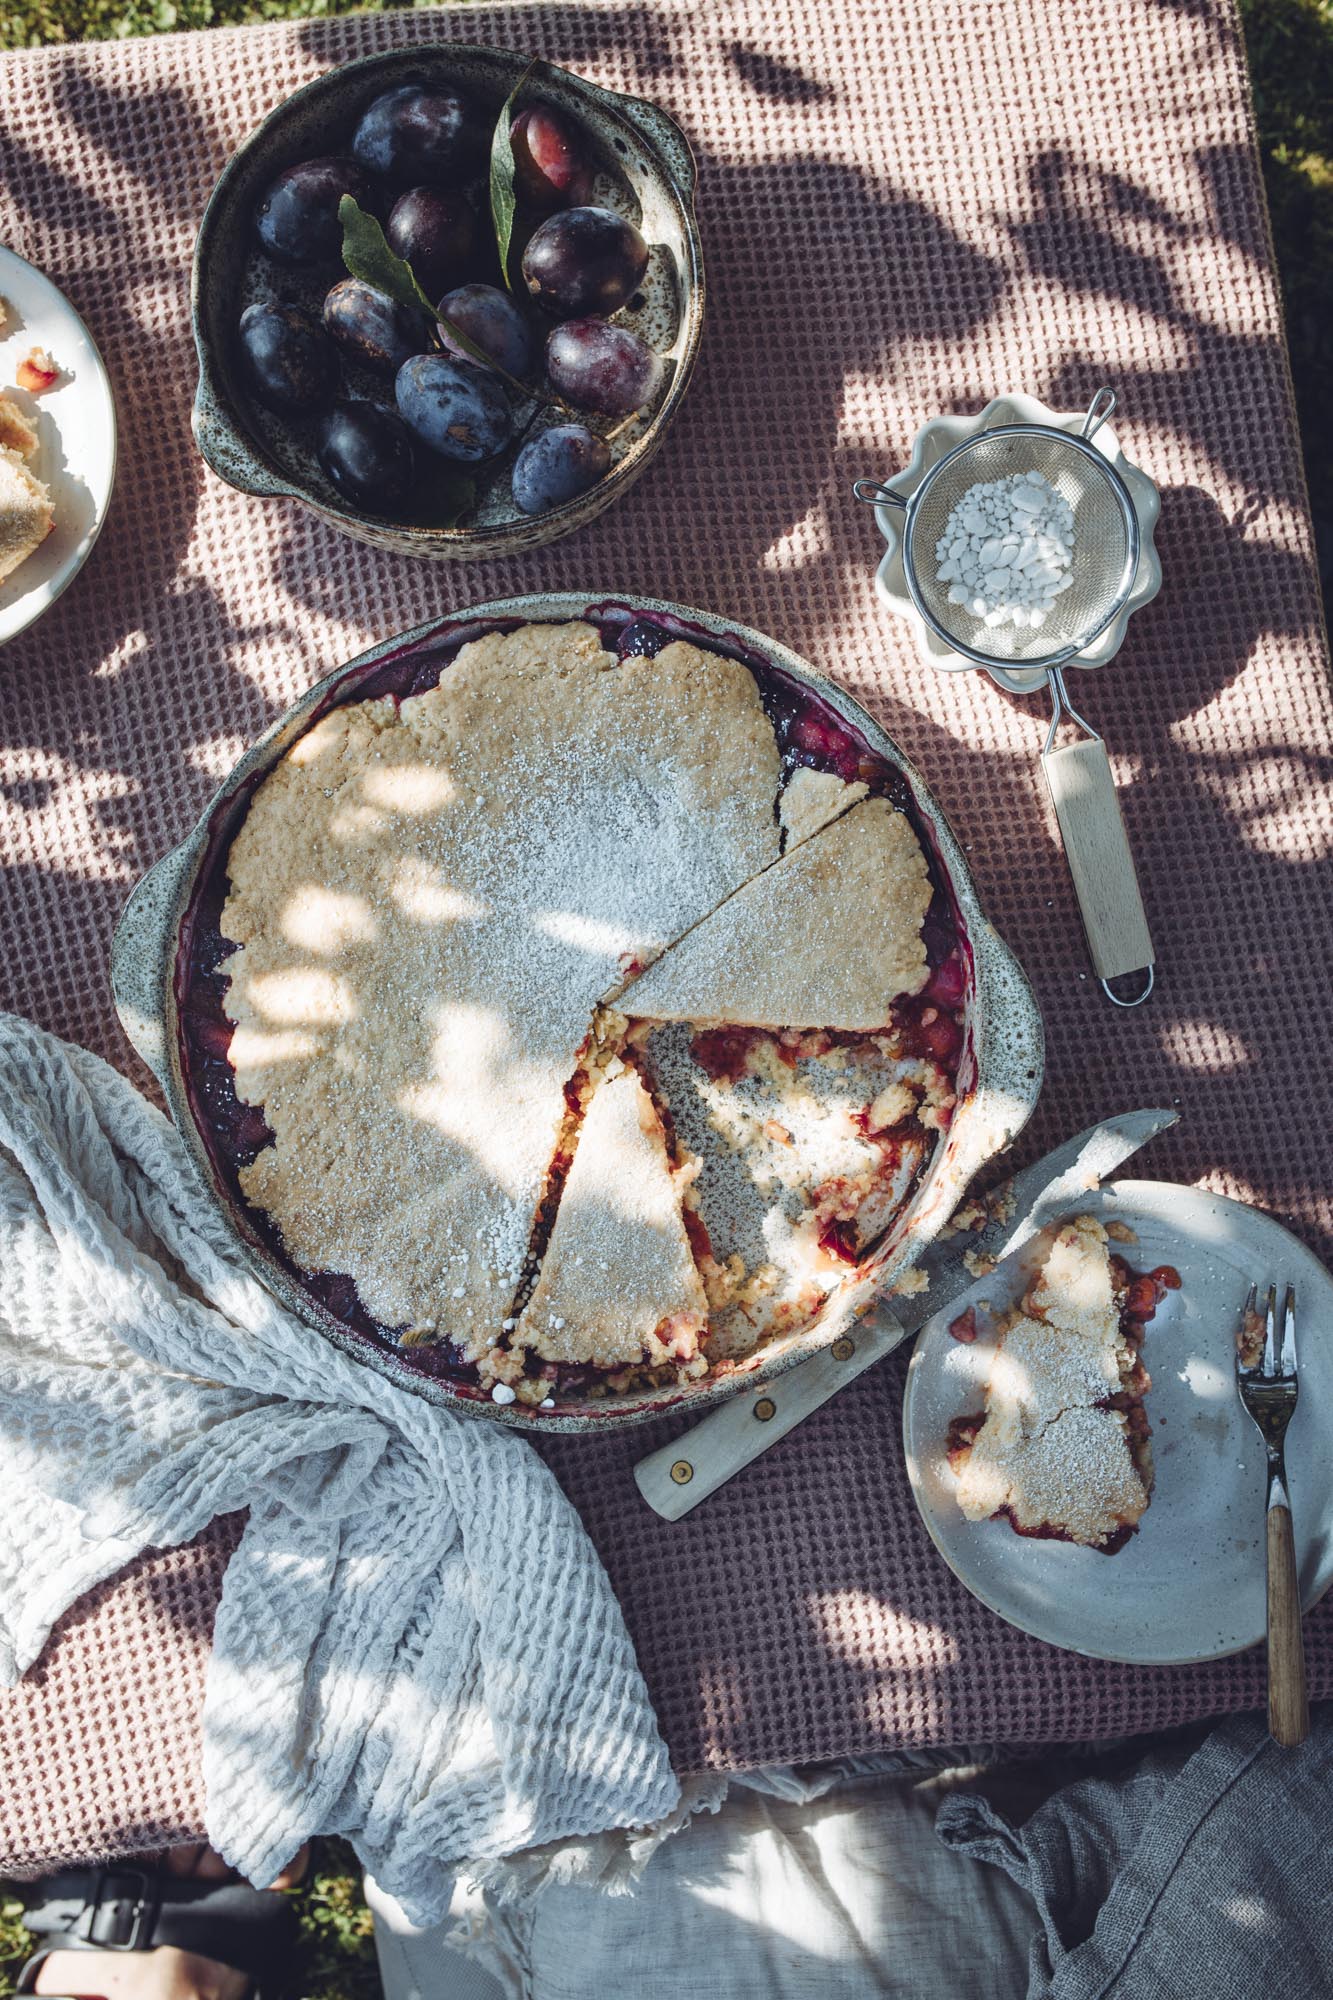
[191,47,703,556]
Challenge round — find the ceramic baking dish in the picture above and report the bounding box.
[111,593,1044,1432]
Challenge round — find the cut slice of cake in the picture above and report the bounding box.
[0,441,52,585]
[620,798,933,1031]
[949,1215,1154,1553]
[0,393,40,461]
[509,1060,708,1381]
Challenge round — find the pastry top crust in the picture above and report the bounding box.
[0,443,52,583]
[953,1216,1151,1548]
[513,1062,707,1369]
[778,768,868,848]
[221,622,782,1353]
[621,798,933,1030]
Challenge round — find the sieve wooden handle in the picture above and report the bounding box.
[1041,735,1154,987]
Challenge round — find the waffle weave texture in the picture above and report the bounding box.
[1,0,1332,1869]
[0,1016,678,1913]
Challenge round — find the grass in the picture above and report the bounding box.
[0,2,1327,1996]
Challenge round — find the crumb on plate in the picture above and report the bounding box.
[17,347,58,394]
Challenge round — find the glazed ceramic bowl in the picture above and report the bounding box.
[191,48,704,558]
[111,594,1044,1432]
[867,393,1162,694]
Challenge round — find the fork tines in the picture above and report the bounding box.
[1237,1281,1297,1382]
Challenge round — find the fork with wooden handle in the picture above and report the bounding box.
[1236,1282,1309,1748]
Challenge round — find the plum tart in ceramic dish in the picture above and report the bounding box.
[210,615,958,1407]
[113,594,1042,1429]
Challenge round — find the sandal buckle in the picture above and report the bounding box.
[83,1866,158,1951]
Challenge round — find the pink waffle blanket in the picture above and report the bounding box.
[2,0,1331,1873]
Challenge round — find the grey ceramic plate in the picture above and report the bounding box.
[111,592,1044,1432]
[191,47,704,557]
[904,1179,1333,1663]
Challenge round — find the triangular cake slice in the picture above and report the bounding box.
[619,798,932,1030]
[949,1216,1154,1552]
[510,1061,708,1376]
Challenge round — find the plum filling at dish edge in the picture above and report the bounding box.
[175,610,969,1406]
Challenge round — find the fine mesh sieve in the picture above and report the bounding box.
[855,389,1140,672]
[856,388,1156,1007]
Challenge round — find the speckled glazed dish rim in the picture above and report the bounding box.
[110,593,1045,1432]
[190,46,705,559]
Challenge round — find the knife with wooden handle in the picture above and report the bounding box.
[635,1107,1178,1519]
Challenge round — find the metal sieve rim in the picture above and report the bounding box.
[897,424,1142,674]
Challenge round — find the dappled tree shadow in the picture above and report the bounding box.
[0,0,1331,1829]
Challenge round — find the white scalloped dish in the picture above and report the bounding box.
[868,393,1161,694]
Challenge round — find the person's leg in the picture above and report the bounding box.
[365,1875,507,2000]
[365,1767,1037,2000]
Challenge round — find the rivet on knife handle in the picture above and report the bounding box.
[633,1307,909,1521]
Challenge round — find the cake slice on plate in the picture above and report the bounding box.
[949,1214,1154,1553]
[0,438,52,585]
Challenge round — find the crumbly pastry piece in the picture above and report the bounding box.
[0,443,53,584]
[222,622,783,1357]
[511,1061,708,1375]
[620,798,932,1030]
[0,393,39,460]
[778,767,868,849]
[951,1216,1153,1552]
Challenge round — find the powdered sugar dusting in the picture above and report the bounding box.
[221,623,781,1355]
[952,1216,1153,1549]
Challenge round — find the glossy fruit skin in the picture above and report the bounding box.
[521,206,649,317]
[237,301,339,413]
[544,317,664,416]
[395,353,513,463]
[437,283,535,379]
[322,279,429,378]
[512,424,612,513]
[318,400,416,512]
[254,157,380,268]
[352,83,487,186]
[386,187,478,301]
[510,104,596,212]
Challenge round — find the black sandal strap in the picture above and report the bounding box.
[22,1863,299,1987]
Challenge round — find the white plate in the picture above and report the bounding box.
[903,1180,1333,1663]
[0,246,117,646]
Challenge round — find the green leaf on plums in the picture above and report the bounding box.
[339,194,436,317]
[489,57,538,291]
[339,195,537,396]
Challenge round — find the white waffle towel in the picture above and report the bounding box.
[0,1015,680,1922]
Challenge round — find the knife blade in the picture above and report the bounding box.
[634,1107,1178,1519]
